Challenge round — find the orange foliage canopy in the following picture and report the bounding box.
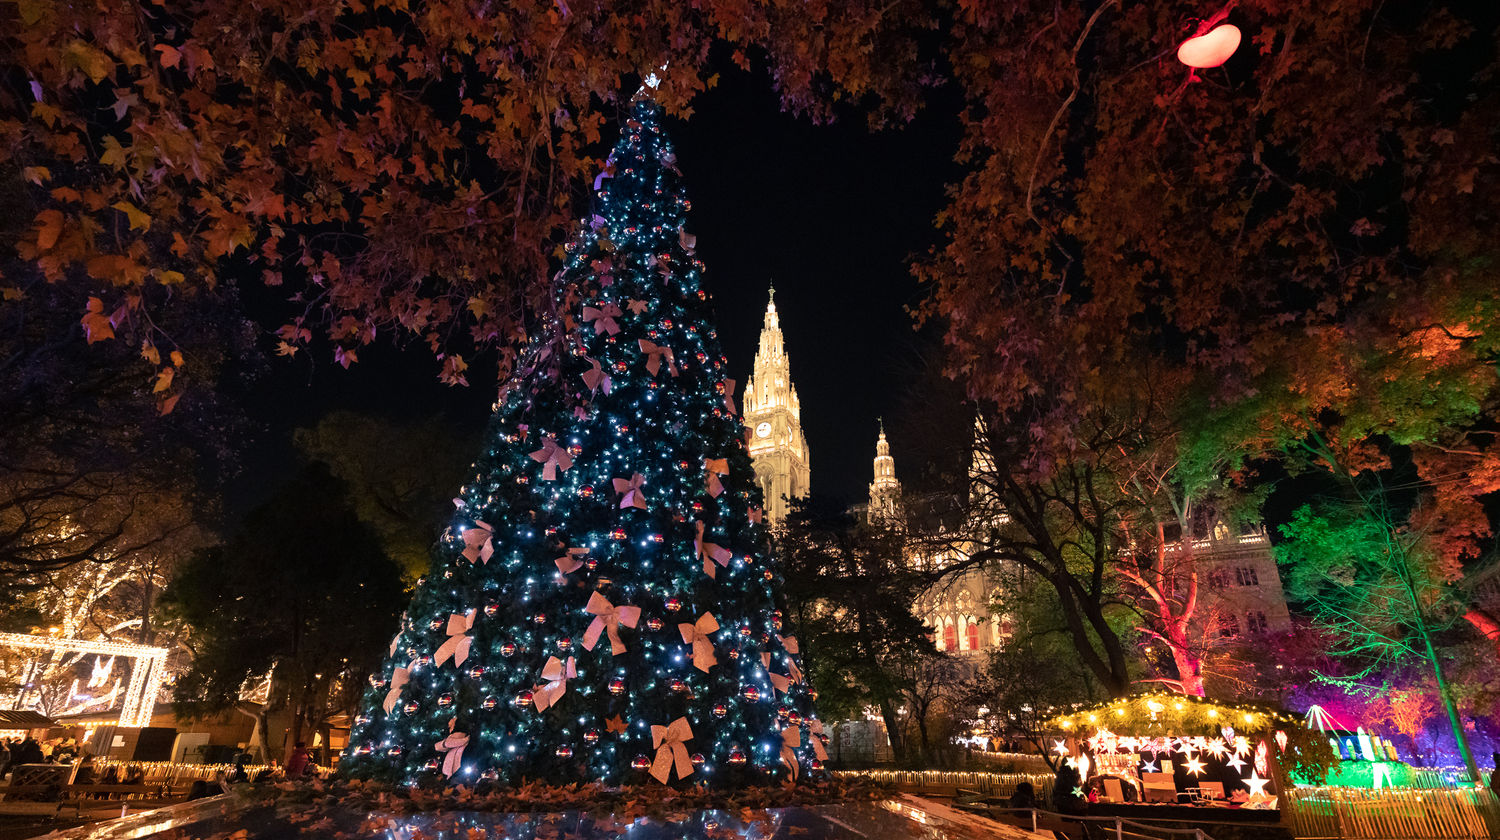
[912,0,1499,567]
[1,0,930,408]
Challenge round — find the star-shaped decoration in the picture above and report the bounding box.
[1140,759,1159,774]
[1052,739,1070,755]
[606,715,628,734]
[1206,740,1229,759]
[1183,755,1207,777]
[1225,753,1247,772]
[1243,772,1271,798]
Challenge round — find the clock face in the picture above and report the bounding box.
[755,422,772,439]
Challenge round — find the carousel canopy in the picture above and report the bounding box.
[1047,693,1302,737]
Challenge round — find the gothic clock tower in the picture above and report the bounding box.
[742,287,811,524]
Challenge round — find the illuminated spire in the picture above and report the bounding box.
[868,419,901,521]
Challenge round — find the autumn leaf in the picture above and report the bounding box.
[155,44,182,68]
[62,41,114,83]
[34,209,64,250]
[153,367,176,393]
[22,166,50,185]
[112,200,151,232]
[81,297,115,344]
[141,341,161,365]
[158,392,182,416]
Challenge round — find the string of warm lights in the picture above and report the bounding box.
[0,632,168,728]
[1048,692,1301,736]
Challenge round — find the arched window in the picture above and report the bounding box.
[943,622,958,652]
[967,621,981,652]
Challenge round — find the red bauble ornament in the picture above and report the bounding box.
[482,695,499,710]
[742,686,761,702]
[429,617,444,630]
[556,746,574,759]
[664,597,682,612]
[691,753,705,767]
[608,678,626,695]
[403,701,420,714]
[468,665,486,679]
[712,703,729,719]
[580,485,594,498]
[533,613,547,625]
[516,690,535,707]
[738,626,753,638]
[583,729,600,744]
[811,759,824,771]
[387,746,404,757]
[611,528,627,540]
[728,749,747,765]
[557,637,573,652]
[646,617,664,631]
[501,642,517,657]
[632,755,652,770]
[669,679,688,693]
[650,533,664,543]
[484,604,500,617]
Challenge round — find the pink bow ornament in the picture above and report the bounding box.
[434,610,476,668]
[583,592,641,655]
[533,655,576,712]
[722,378,737,415]
[530,436,573,481]
[780,725,801,779]
[760,653,792,695]
[555,547,587,574]
[649,717,695,784]
[461,520,494,564]
[677,612,719,673]
[581,357,612,395]
[808,720,830,760]
[695,521,733,578]
[582,303,622,336]
[382,662,413,715]
[638,339,678,377]
[748,506,763,524]
[678,229,696,251]
[435,729,469,778]
[704,458,729,498]
[613,473,648,510]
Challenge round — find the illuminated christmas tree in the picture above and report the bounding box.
[342,87,825,788]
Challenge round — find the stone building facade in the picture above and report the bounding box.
[742,287,810,524]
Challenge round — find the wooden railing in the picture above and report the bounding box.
[1283,786,1500,840]
[831,768,1054,799]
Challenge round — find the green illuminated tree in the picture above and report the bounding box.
[1277,472,1479,781]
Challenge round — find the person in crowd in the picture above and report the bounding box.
[14,737,44,766]
[286,742,311,777]
[1051,763,1087,814]
[72,754,96,785]
[1009,781,1037,810]
[253,759,281,783]
[226,756,250,784]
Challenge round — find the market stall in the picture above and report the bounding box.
[1046,694,1337,814]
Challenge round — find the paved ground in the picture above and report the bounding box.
[0,814,95,840]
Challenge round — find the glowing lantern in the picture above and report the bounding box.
[1176,23,1241,69]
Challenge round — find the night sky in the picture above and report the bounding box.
[233,62,964,518]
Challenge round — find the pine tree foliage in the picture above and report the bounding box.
[342,92,823,788]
